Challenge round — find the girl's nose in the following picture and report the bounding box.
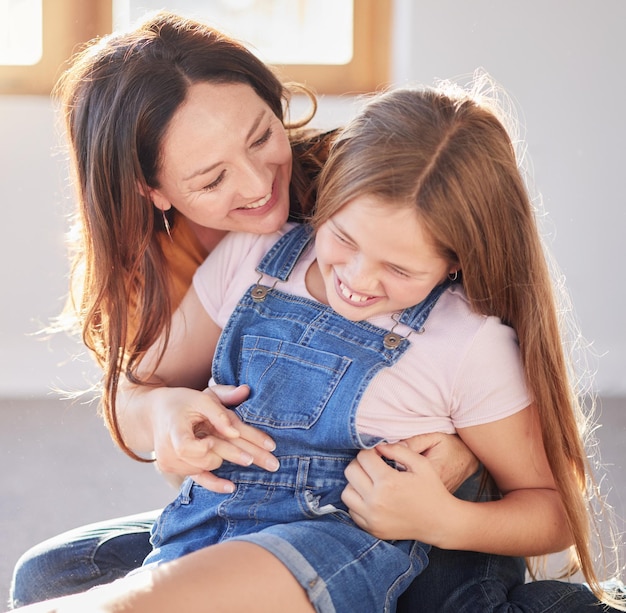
[344,255,378,293]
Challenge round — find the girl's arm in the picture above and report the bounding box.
[116,287,278,492]
[343,404,572,556]
[445,403,570,553]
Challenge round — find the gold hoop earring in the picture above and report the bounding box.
[162,209,173,242]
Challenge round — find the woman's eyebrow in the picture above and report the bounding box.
[183,109,268,182]
[245,108,267,141]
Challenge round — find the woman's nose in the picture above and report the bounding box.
[239,157,271,201]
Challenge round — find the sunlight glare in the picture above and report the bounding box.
[0,0,42,65]
[115,0,353,65]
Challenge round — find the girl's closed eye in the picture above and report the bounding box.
[389,266,411,278]
[331,228,355,248]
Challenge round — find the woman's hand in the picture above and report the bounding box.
[146,384,279,493]
[400,432,479,492]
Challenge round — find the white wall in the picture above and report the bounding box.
[0,96,101,396]
[1,0,624,397]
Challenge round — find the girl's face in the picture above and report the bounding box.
[148,81,292,235]
[314,195,455,321]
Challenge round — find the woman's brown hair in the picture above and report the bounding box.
[54,11,329,460]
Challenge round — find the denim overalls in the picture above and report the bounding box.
[146,225,450,612]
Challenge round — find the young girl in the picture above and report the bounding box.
[13,79,623,612]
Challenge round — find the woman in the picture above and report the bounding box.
[9,11,622,612]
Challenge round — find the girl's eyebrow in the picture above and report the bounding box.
[182,109,267,183]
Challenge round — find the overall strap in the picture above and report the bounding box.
[256,224,314,281]
[255,222,456,337]
[397,279,456,333]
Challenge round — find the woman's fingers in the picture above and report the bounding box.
[402,432,479,492]
[342,449,389,512]
[198,387,277,453]
[202,433,280,472]
[208,383,251,407]
[151,386,279,487]
[190,470,237,494]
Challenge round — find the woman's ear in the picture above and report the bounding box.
[136,179,171,213]
[149,188,172,213]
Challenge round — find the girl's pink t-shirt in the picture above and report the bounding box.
[193,224,529,441]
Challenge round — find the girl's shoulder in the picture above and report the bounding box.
[196,223,298,283]
[216,222,299,260]
[193,223,299,328]
[431,284,519,348]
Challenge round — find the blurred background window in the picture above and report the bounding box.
[115,0,354,66]
[0,0,43,65]
[0,0,390,95]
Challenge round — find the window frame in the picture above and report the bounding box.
[0,0,390,96]
[269,0,392,95]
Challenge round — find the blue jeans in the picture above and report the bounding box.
[9,510,157,609]
[400,547,610,612]
[11,512,617,612]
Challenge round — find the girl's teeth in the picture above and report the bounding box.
[339,281,369,303]
[245,193,271,209]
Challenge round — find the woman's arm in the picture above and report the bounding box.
[343,405,572,556]
[116,287,279,491]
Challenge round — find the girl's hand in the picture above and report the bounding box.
[400,432,479,492]
[342,443,458,542]
[148,384,279,493]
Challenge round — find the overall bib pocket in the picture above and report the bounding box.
[236,335,351,429]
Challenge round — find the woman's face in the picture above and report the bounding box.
[149,81,292,235]
[314,195,454,321]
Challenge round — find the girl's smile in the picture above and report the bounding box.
[335,276,381,306]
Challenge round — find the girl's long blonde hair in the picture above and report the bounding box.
[314,75,622,607]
